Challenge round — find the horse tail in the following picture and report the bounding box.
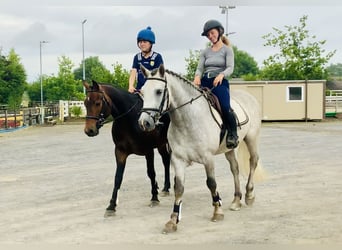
[236,140,268,183]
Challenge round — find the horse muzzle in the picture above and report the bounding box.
[84,124,99,137]
[138,112,156,132]
[84,115,104,137]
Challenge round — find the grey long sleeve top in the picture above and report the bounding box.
[195,45,234,78]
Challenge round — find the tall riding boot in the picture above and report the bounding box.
[223,110,239,149]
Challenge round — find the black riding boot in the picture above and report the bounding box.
[223,110,239,149]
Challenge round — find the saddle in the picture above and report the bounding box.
[201,87,242,128]
[201,87,223,116]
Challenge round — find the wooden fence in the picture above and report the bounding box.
[325,90,342,116]
[0,108,41,130]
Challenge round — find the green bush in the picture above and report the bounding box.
[70,106,82,118]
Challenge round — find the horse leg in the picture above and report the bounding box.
[157,144,171,196]
[225,150,242,211]
[244,137,260,206]
[105,148,127,217]
[163,157,186,234]
[146,151,160,207]
[205,161,224,222]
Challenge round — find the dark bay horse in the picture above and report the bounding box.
[83,80,170,217]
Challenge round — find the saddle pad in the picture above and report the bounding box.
[231,98,248,126]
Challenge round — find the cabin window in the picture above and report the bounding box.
[287,86,303,102]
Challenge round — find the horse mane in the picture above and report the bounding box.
[165,69,202,93]
[92,82,140,108]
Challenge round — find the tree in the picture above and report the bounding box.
[26,79,41,105]
[0,48,27,106]
[232,46,259,79]
[43,57,74,101]
[28,56,83,102]
[326,63,342,78]
[261,15,336,80]
[184,46,260,81]
[184,49,201,81]
[111,62,130,89]
[74,56,111,83]
[0,53,8,104]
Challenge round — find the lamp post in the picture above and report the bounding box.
[40,40,49,125]
[82,19,87,94]
[219,5,236,36]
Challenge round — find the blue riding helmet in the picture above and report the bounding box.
[137,26,156,44]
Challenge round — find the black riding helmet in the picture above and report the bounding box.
[201,19,225,36]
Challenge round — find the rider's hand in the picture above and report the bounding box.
[213,74,224,87]
[128,86,136,93]
[193,75,201,86]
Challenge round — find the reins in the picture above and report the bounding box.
[141,76,223,128]
[86,89,139,129]
[162,86,222,129]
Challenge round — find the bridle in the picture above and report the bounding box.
[140,76,209,125]
[85,90,110,129]
[140,77,169,125]
[85,89,140,129]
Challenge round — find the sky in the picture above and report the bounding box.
[0,0,341,82]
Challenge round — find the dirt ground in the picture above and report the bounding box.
[1,120,342,245]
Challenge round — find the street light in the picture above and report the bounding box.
[219,6,236,36]
[40,40,49,125]
[82,19,87,94]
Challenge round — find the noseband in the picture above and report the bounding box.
[85,90,110,129]
[140,77,169,124]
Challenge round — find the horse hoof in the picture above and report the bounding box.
[163,221,177,234]
[211,213,224,222]
[229,202,242,211]
[245,196,255,206]
[161,191,170,197]
[104,209,116,217]
[149,200,160,207]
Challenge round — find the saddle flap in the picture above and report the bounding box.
[201,87,249,127]
[201,87,222,116]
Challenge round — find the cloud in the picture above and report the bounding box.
[11,22,54,51]
[1,2,342,82]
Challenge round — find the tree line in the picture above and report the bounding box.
[0,15,340,109]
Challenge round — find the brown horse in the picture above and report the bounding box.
[83,80,170,217]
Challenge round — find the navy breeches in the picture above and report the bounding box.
[201,75,231,112]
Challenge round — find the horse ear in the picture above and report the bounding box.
[159,64,165,77]
[83,80,90,90]
[92,80,100,91]
[140,64,149,77]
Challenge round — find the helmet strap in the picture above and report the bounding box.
[213,34,221,45]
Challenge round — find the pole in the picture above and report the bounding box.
[39,41,48,125]
[82,19,87,94]
[219,6,235,36]
[225,8,229,36]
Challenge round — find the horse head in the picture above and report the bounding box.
[138,64,168,132]
[83,80,112,137]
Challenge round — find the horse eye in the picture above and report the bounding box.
[95,101,101,107]
[156,89,163,96]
